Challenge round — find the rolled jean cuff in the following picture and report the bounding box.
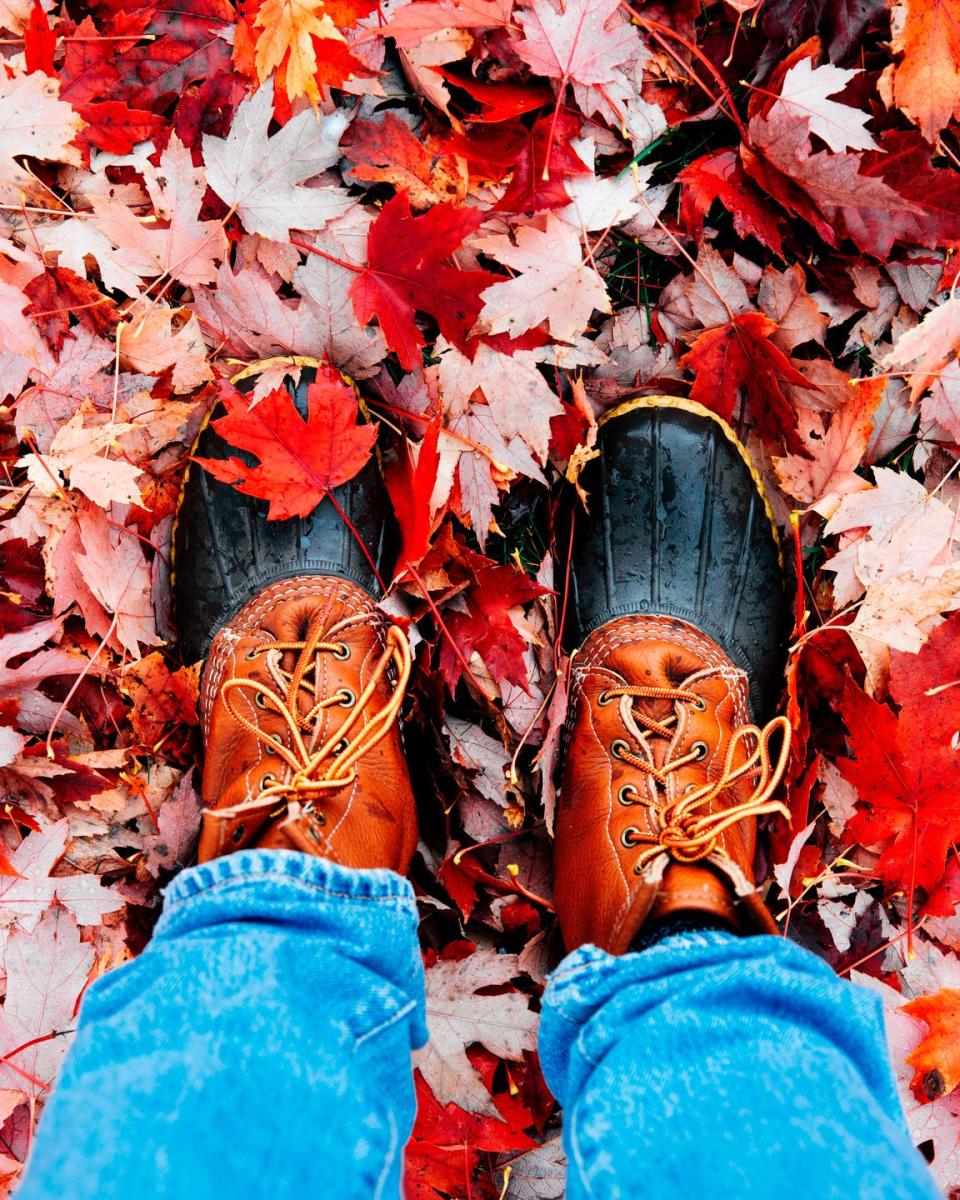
[162,848,416,909]
[155,850,427,1049]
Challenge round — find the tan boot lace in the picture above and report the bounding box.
[601,684,791,874]
[219,619,411,821]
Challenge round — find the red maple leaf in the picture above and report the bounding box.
[57,16,166,154]
[405,1073,533,1200]
[384,419,442,574]
[350,193,499,370]
[24,1,56,76]
[678,148,784,256]
[193,370,378,521]
[415,530,548,691]
[115,0,235,113]
[440,70,552,123]
[24,268,118,353]
[838,613,960,915]
[445,110,590,213]
[679,310,814,453]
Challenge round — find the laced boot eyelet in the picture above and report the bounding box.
[691,741,708,761]
[620,826,641,848]
[690,695,707,711]
[259,773,276,791]
[267,734,283,756]
[618,784,638,806]
[245,648,260,661]
[332,739,347,754]
[255,692,269,709]
[333,642,351,660]
[597,690,614,706]
[611,739,629,760]
[338,688,356,708]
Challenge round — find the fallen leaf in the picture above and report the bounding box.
[891,0,960,144]
[904,988,960,1100]
[203,82,350,240]
[416,950,538,1116]
[680,310,814,452]
[194,370,377,520]
[350,192,497,370]
[0,907,93,1100]
[0,69,82,203]
[774,59,879,153]
[473,215,611,344]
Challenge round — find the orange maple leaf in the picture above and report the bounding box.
[903,988,960,1100]
[238,0,377,104]
[891,0,960,144]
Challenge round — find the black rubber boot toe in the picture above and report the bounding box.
[172,366,393,664]
[565,395,789,719]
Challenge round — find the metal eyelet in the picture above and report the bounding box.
[245,648,260,661]
[338,688,356,708]
[618,784,638,806]
[597,690,614,706]
[611,739,630,760]
[231,824,246,843]
[259,773,276,791]
[312,810,327,826]
[255,692,268,709]
[267,734,283,755]
[333,642,351,660]
[620,826,640,848]
[684,782,698,795]
[691,741,708,761]
[690,695,707,711]
[332,739,347,754]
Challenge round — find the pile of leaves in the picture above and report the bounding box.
[2,0,960,1193]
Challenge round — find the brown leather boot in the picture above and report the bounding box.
[554,396,792,953]
[195,576,416,868]
[173,367,417,871]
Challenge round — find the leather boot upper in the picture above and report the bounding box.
[197,575,418,872]
[553,615,791,954]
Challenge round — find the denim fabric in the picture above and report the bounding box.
[540,932,940,1200]
[19,853,938,1200]
[17,851,426,1200]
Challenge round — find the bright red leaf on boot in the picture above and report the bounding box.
[350,192,499,370]
[194,370,378,521]
[679,311,814,452]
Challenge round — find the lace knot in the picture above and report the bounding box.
[603,681,791,871]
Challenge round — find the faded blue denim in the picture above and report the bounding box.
[19,850,938,1200]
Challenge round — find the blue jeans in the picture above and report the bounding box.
[18,850,937,1200]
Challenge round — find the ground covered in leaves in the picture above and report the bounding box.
[1,0,960,1194]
